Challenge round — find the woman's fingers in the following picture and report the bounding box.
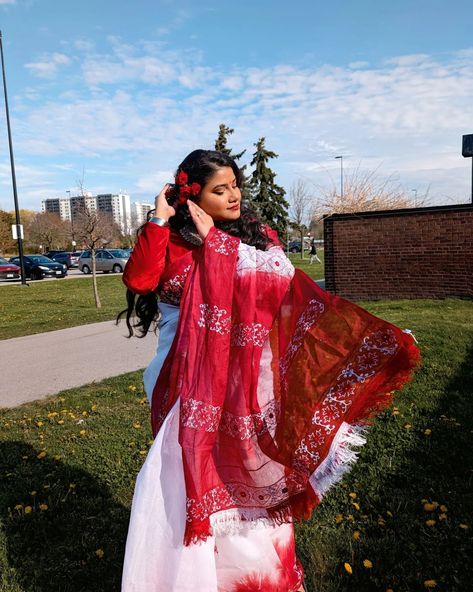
[188,199,214,239]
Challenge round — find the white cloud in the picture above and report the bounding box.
[14,42,473,207]
[0,0,17,5]
[24,52,71,79]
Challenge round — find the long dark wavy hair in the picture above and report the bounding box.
[118,149,275,337]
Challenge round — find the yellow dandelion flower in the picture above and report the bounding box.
[404,423,412,430]
[48,412,58,418]
[421,498,428,503]
[392,410,400,416]
[378,518,386,526]
[424,429,432,436]
[423,502,436,512]
[139,450,147,455]
[439,513,447,521]
[53,455,62,460]
[352,502,360,511]
[344,562,352,574]
[14,504,23,510]
[133,422,141,429]
[425,519,436,527]
[424,580,437,588]
[95,548,105,558]
[36,421,43,427]
[386,510,393,518]
[439,505,447,513]
[43,484,50,489]
[91,405,97,412]
[431,501,439,509]
[79,429,87,436]
[57,420,64,425]
[82,411,88,416]
[353,530,361,540]
[39,504,48,511]
[128,385,137,392]
[349,492,357,499]
[363,559,373,569]
[24,506,32,514]
[69,483,76,489]
[347,514,354,522]
[30,490,37,496]
[335,514,344,524]
[37,451,46,459]
[459,523,469,530]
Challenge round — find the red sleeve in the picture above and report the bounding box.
[123,222,170,295]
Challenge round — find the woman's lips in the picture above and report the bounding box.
[228,204,240,210]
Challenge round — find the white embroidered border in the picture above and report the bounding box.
[236,243,294,279]
[197,303,232,335]
[230,322,270,347]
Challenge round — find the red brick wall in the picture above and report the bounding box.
[323,204,473,300]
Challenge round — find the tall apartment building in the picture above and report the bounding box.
[132,202,154,227]
[42,193,131,234]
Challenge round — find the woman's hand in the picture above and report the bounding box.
[153,184,176,222]
[187,199,214,240]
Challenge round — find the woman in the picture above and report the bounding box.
[119,149,419,592]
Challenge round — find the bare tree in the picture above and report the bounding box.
[26,212,69,252]
[74,175,121,308]
[74,209,120,308]
[316,164,428,216]
[288,179,314,259]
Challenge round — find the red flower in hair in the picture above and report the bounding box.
[178,185,192,204]
[176,171,188,186]
[190,182,201,196]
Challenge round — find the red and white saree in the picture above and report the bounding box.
[121,224,419,592]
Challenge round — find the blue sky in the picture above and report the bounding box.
[1,0,473,211]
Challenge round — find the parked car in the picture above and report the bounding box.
[288,240,302,253]
[0,256,21,280]
[44,250,73,268]
[79,249,130,274]
[70,251,83,268]
[9,255,67,280]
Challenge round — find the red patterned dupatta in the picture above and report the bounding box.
[151,227,420,545]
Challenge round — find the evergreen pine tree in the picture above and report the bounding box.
[214,123,251,201]
[249,137,289,237]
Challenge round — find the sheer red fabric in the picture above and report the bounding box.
[151,227,420,545]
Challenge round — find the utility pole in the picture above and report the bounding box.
[0,31,27,286]
[335,155,344,200]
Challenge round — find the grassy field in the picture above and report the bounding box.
[0,298,471,591]
[0,253,324,340]
[0,276,127,340]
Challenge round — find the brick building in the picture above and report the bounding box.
[323,204,473,300]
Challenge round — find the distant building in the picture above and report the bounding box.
[42,192,131,234]
[132,202,154,227]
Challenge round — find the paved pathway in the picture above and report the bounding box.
[0,320,156,408]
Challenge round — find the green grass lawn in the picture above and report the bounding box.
[0,253,324,340]
[0,276,127,340]
[0,298,471,591]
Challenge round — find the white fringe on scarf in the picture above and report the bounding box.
[309,421,368,499]
[209,422,367,536]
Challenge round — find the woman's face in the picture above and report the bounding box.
[196,166,241,221]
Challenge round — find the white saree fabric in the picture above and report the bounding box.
[121,302,302,592]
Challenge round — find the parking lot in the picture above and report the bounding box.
[0,267,123,287]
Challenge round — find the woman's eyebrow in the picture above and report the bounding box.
[213,178,237,190]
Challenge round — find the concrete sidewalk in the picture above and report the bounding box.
[0,321,157,408]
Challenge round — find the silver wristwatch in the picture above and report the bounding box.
[149,216,170,227]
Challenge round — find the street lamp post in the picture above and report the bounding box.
[0,31,27,286]
[335,155,344,200]
[411,189,418,207]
